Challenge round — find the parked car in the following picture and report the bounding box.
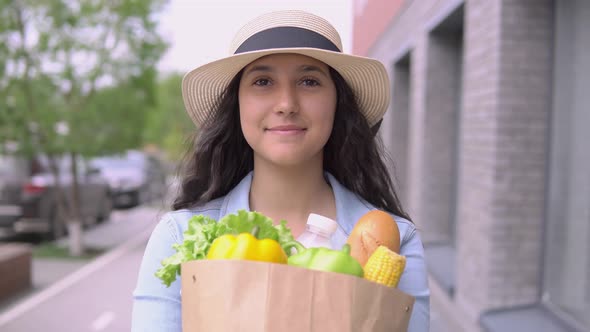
[0,153,113,240]
[90,151,168,208]
[0,154,28,238]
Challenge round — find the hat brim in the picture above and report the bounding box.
[181,48,391,128]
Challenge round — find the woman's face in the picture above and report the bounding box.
[238,53,337,168]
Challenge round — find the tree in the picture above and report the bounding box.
[0,0,168,255]
[142,72,195,163]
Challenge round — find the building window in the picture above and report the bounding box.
[422,3,464,297]
[390,52,411,207]
[544,0,590,329]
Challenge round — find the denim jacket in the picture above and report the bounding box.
[131,172,430,331]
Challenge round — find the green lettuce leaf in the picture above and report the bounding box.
[275,220,296,254]
[155,214,217,287]
[217,210,278,240]
[154,210,296,287]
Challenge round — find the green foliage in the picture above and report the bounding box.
[142,72,196,161]
[0,0,170,157]
[73,80,152,158]
[0,75,63,157]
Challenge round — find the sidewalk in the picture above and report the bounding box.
[0,203,164,315]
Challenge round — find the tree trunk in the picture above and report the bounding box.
[67,222,83,256]
[68,152,84,257]
[46,155,69,240]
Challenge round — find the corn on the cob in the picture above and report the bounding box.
[363,245,406,287]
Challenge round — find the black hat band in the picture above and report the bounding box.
[234,26,341,54]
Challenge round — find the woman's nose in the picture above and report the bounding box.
[274,85,299,115]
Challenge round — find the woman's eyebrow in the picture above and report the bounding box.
[243,63,329,77]
[244,64,273,76]
[299,65,329,77]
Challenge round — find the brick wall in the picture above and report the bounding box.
[406,34,428,226]
[361,0,555,328]
[455,0,502,318]
[488,0,553,308]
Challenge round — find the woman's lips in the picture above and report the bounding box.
[266,125,307,135]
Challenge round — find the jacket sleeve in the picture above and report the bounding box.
[397,226,431,332]
[131,214,182,332]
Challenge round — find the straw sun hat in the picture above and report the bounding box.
[181,10,390,129]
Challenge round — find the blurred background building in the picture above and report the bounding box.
[353,0,589,331]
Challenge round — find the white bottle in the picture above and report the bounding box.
[296,213,338,249]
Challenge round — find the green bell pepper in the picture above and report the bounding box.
[284,242,364,277]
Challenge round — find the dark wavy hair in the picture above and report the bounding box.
[172,67,411,221]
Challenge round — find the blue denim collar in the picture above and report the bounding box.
[219,171,373,235]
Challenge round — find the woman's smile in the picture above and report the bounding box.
[265,125,308,136]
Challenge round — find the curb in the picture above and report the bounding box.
[0,224,154,327]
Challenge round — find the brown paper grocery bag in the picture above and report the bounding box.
[181,260,415,332]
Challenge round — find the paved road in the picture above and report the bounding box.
[0,203,164,332]
[1,235,148,332]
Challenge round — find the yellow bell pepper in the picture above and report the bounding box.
[206,226,288,264]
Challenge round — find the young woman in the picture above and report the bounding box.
[132,10,429,331]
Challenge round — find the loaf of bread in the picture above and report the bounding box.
[346,210,401,266]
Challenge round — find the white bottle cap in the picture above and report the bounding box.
[306,213,338,234]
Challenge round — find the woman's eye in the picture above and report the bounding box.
[301,78,320,87]
[253,78,271,86]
